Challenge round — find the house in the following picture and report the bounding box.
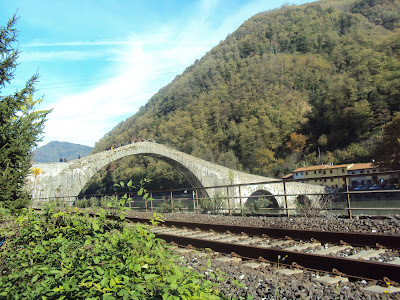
[289,163,398,189]
[347,163,393,187]
[292,164,353,188]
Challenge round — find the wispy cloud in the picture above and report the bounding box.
[24,40,140,47]
[34,0,300,147]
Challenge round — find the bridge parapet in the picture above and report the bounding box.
[29,142,323,207]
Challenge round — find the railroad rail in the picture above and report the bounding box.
[32,208,400,285]
[121,215,400,283]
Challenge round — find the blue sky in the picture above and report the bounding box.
[1,0,313,147]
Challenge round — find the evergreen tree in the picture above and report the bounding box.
[0,15,51,209]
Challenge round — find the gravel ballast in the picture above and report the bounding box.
[127,211,400,299]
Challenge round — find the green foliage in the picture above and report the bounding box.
[199,194,226,213]
[0,207,222,299]
[85,0,400,191]
[247,198,272,215]
[374,115,400,169]
[156,199,185,213]
[0,15,51,210]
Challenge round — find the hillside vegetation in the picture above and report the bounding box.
[34,141,92,163]
[84,0,400,194]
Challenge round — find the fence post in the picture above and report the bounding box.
[283,181,289,217]
[345,177,352,219]
[195,190,199,214]
[226,186,231,215]
[128,193,132,209]
[170,190,174,212]
[150,192,153,212]
[239,186,243,216]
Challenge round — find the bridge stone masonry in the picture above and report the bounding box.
[28,142,323,209]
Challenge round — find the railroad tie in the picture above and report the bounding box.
[387,258,400,265]
[242,262,270,269]
[312,275,349,285]
[276,269,303,276]
[235,237,265,245]
[347,249,386,260]
[313,245,352,255]
[362,285,400,294]
[285,242,322,251]
[214,256,242,264]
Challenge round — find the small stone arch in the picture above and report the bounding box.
[295,194,311,207]
[245,190,279,208]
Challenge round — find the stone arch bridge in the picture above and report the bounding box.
[29,142,323,208]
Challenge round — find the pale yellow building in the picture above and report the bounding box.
[293,164,353,188]
[291,163,397,189]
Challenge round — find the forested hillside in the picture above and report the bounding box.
[83,0,400,194]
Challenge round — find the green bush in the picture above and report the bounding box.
[199,195,226,213]
[0,206,222,299]
[156,199,185,213]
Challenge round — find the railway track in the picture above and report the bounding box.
[122,216,400,285]
[32,208,400,295]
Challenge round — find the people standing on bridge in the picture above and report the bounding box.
[59,157,63,162]
[78,154,81,159]
[63,158,67,162]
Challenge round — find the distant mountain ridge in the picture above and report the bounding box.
[33,141,92,163]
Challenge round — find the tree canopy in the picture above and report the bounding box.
[0,15,51,209]
[374,115,400,170]
[84,0,400,194]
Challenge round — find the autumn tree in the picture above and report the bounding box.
[287,132,307,154]
[374,115,400,170]
[0,15,51,209]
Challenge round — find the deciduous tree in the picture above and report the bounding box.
[374,115,400,170]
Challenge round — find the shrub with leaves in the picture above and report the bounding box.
[0,206,222,299]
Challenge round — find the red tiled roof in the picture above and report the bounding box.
[293,164,353,172]
[282,173,293,179]
[348,163,377,170]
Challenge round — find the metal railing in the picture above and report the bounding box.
[30,170,400,218]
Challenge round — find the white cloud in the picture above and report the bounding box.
[37,0,281,148]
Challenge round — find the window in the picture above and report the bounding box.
[319,170,321,174]
[314,171,316,174]
[323,171,326,174]
[342,169,345,173]
[301,172,303,175]
[351,171,355,174]
[360,170,364,174]
[367,170,370,173]
[306,172,308,175]
[324,179,327,182]
[331,179,333,181]
[330,170,333,174]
